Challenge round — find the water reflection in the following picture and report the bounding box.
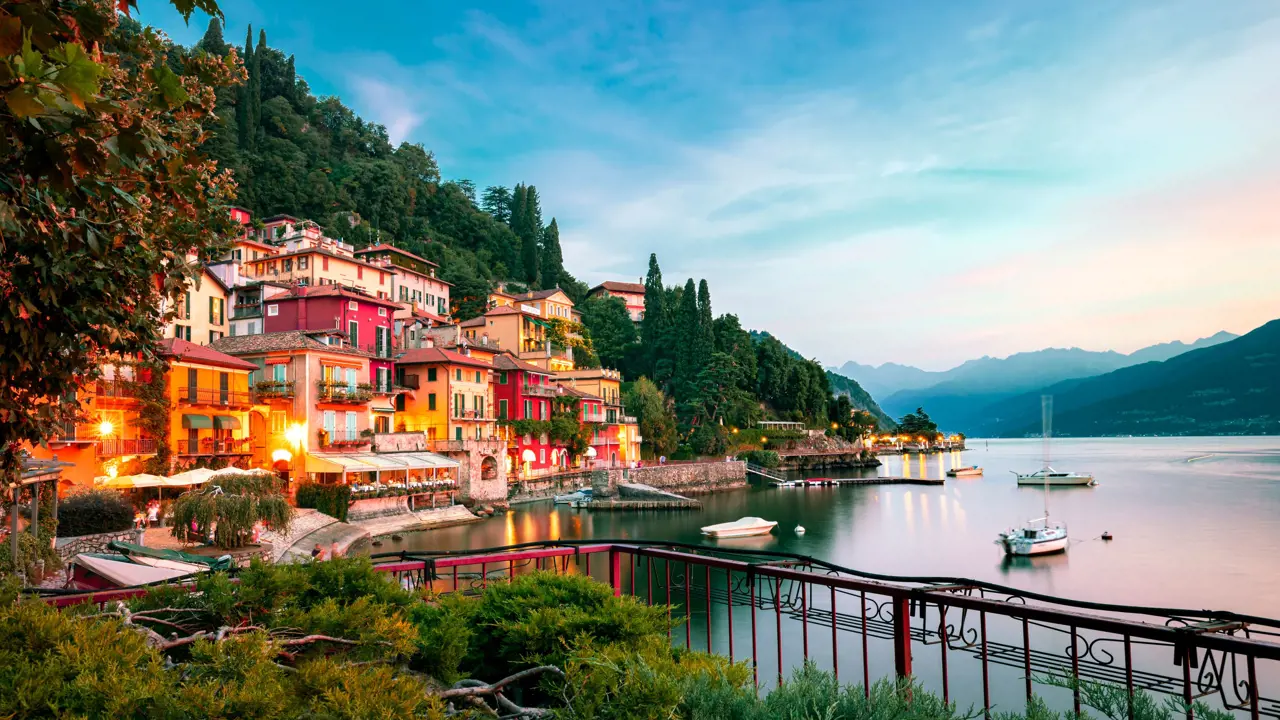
[998,552,1069,574]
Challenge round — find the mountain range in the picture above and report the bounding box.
[750,331,894,427]
[832,331,1239,432]
[971,321,1280,437]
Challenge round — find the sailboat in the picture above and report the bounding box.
[997,396,1070,556]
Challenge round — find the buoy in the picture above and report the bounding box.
[795,526,806,535]
[371,539,383,547]
[1101,532,1113,541]
[391,534,404,541]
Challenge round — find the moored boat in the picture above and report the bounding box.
[554,488,592,504]
[700,517,777,538]
[1013,468,1094,486]
[997,518,1069,556]
[947,466,983,477]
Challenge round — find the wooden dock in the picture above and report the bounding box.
[770,476,944,488]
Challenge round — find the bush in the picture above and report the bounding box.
[0,530,61,580]
[737,450,780,468]
[56,489,134,537]
[295,483,351,522]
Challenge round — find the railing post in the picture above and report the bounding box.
[893,592,913,679]
[608,548,622,597]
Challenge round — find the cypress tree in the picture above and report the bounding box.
[539,218,563,290]
[250,29,265,148]
[696,279,714,367]
[520,185,542,284]
[237,26,255,149]
[641,254,667,375]
[674,278,699,398]
[199,18,227,55]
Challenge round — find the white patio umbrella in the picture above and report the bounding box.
[165,467,217,487]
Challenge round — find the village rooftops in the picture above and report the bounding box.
[159,337,259,371]
[395,347,493,370]
[210,330,374,358]
[491,353,551,375]
[556,383,603,402]
[459,316,487,328]
[275,283,402,308]
[589,281,646,295]
[354,243,441,269]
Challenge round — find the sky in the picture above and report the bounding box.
[148,0,1280,371]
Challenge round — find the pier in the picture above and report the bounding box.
[769,476,943,487]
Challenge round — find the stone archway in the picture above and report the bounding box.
[480,455,498,480]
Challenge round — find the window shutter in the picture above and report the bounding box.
[346,411,357,440]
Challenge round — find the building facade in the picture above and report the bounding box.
[587,281,646,323]
[161,267,230,345]
[354,244,451,320]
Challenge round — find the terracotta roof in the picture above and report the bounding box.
[459,316,487,328]
[516,288,570,301]
[590,281,646,295]
[249,245,382,268]
[159,338,258,371]
[395,347,493,369]
[276,283,401,308]
[491,353,550,375]
[209,331,373,358]
[354,243,440,268]
[556,383,602,401]
[485,305,523,317]
[262,214,301,223]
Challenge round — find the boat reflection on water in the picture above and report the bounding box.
[708,533,778,550]
[998,551,1069,574]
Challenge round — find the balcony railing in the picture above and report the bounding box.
[253,380,295,400]
[176,438,252,455]
[522,383,558,398]
[451,409,493,420]
[372,380,395,394]
[97,438,158,457]
[177,387,252,407]
[395,374,419,390]
[317,381,372,404]
[620,415,638,424]
[95,380,138,400]
[232,304,262,319]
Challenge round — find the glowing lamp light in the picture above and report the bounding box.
[106,463,119,479]
[760,436,768,444]
[283,422,307,448]
[271,448,293,464]
[98,420,115,437]
[521,449,536,462]
[831,423,839,430]
[585,447,597,458]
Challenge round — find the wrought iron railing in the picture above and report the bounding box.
[97,438,158,457]
[177,387,252,407]
[42,542,1280,719]
[522,383,558,397]
[176,438,252,455]
[317,381,372,404]
[95,380,137,399]
[252,380,295,400]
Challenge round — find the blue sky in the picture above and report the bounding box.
[149,0,1280,370]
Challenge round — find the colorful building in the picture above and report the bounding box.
[392,348,496,444]
[555,368,641,466]
[162,338,257,470]
[240,228,394,300]
[355,243,451,320]
[161,267,230,345]
[473,305,575,372]
[259,284,398,392]
[586,281,646,323]
[491,354,563,479]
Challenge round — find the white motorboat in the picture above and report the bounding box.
[947,466,983,478]
[997,517,1069,556]
[554,488,592,504]
[701,517,777,538]
[1014,468,1093,486]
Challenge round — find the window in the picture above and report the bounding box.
[476,396,484,417]
[497,371,507,385]
[454,393,462,416]
[539,448,545,464]
[498,399,508,420]
[348,301,359,311]
[182,291,191,319]
[357,266,363,280]
[541,401,548,420]
[232,249,242,261]
[428,393,437,411]
[376,367,389,392]
[322,256,329,271]
[272,364,286,382]
[270,411,286,434]
[375,326,390,357]
[476,425,482,440]
[375,415,390,433]
[267,304,279,317]
[345,368,356,392]
[348,320,358,348]
[455,426,462,441]
[474,370,481,383]
[182,326,192,341]
[209,297,224,325]
[345,411,357,441]
[455,369,461,381]
[380,272,385,286]
[283,258,293,272]
[208,330,222,343]
[323,410,336,441]
[298,256,308,269]
[523,400,531,419]
[378,307,387,317]
[427,368,437,382]
[297,277,309,286]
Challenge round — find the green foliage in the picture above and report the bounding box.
[737,449,780,468]
[0,529,60,580]
[0,0,241,491]
[540,218,565,290]
[897,407,939,440]
[294,483,351,522]
[623,377,678,458]
[56,489,135,537]
[580,295,639,371]
[169,472,293,548]
[131,362,173,475]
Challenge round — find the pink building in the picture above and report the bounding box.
[355,243,451,320]
[586,281,646,323]
[262,285,398,392]
[491,354,562,478]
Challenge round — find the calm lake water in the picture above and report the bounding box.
[393,437,1280,618]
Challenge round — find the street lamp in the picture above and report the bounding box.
[284,422,306,450]
[98,419,115,437]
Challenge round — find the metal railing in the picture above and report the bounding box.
[95,379,138,399]
[232,305,262,319]
[396,374,420,390]
[97,438,158,457]
[176,438,252,455]
[177,387,252,407]
[522,383,558,398]
[452,409,492,420]
[252,380,295,400]
[317,381,372,404]
[41,542,1280,720]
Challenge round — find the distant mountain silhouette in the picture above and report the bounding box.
[832,332,1238,431]
[752,331,894,427]
[973,322,1280,437]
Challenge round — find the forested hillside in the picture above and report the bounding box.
[188,20,585,319]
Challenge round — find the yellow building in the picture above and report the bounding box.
[241,231,394,301]
[162,267,230,345]
[162,339,258,469]
[555,367,641,465]
[487,287,579,322]
[393,348,496,445]
[472,305,575,372]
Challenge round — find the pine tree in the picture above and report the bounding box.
[481,186,512,223]
[199,18,227,55]
[520,185,542,284]
[539,218,563,290]
[237,26,255,149]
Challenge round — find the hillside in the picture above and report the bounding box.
[750,332,894,427]
[972,321,1280,437]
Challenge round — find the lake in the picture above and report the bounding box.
[392,437,1280,617]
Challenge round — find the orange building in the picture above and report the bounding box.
[393,347,497,444]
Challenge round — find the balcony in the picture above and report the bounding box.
[522,383,558,398]
[253,379,295,401]
[356,342,394,360]
[232,304,262,319]
[620,415,638,425]
[395,374,419,390]
[177,387,252,409]
[95,380,138,401]
[97,438,158,457]
[317,381,372,404]
[451,409,493,421]
[176,437,253,456]
[372,379,395,394]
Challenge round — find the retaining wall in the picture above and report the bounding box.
[54,528,145,562]
[592,461,747,498]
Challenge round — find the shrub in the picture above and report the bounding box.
[0,530,60,580]
[737,449,780,468]
[56,489,134,537]
[295,483,351,522]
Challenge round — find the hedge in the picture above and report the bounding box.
[56,490,135,537]
[294,483,351,522]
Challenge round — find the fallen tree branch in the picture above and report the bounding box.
[438,666,564,718]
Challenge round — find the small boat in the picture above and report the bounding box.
[1013,468,1094,487]
[70,554,205,590]
[554,488,592,504]
[701,517,778,538]
[794,525,806,535]
[771,480,803,488]
[947,466,983,478]
[806,477,832,485]
[108,541,233,572]
[997,517,1069,556]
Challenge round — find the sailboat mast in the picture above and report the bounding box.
[1042,395,1052,518]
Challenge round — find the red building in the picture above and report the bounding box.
[491,353,565,479]
[262,284,398,391]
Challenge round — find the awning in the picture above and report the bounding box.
[528,317,551,329]
[181,414,213,429]
[305,452,459,475]
[305,454,378,474]
[97,474,168,489]
[212,415,241,429]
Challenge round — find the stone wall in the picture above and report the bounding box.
[451,439,507,505]
[592,461,746,497]
[508,471,593,504]
[346,496,412,523]
[54,528,145,562]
